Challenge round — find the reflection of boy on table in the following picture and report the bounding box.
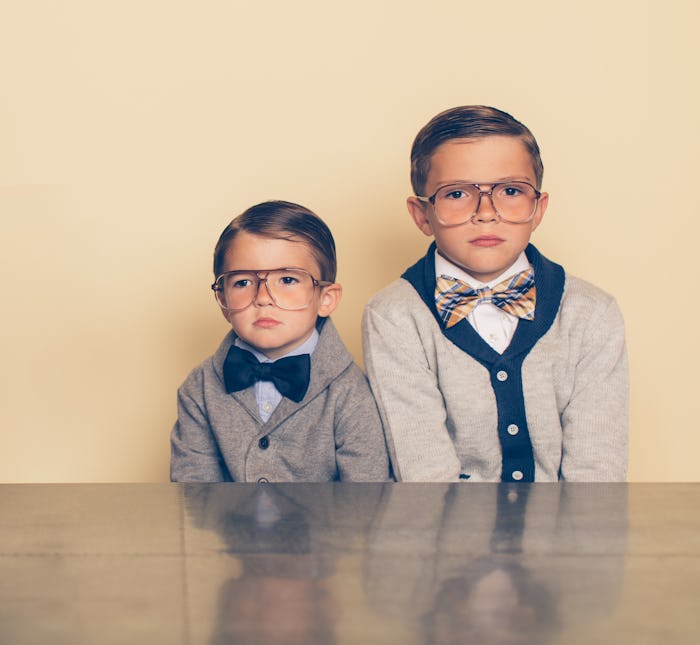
[366,484,627,644]
[185,484,385,645]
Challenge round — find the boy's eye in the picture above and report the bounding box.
[438,185,477,201]
[275,272,302,287]
[224,274,256,289]
[498,183,526,198]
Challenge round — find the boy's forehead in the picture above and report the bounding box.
[428,136,536,183]
[222,232,321,272]
[432,135,529,159]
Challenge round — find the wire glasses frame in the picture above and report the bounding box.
[211,268,333,312]
[416,181,542,226]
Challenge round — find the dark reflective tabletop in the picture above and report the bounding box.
[1,483,699,644]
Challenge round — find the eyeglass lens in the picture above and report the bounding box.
[215,269,316,311]
[434,182,538,224]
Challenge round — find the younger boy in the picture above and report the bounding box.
[362,106,628,482]
[171,200,389,482]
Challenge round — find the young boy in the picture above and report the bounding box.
[362,106,628,482]
[171,200,389,482]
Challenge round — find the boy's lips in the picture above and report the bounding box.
[253,318,281,328]
[470,236,504,247]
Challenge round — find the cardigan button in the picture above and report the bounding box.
[512,470,524,481]
[507,424,519,436]
[496,370,508,382]
[259,436,270,450]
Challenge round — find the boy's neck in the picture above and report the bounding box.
[235,328,320,363]
[434,249,530,288]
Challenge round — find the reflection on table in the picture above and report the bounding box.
[1,483,699,644]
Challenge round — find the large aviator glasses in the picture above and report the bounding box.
[212,268,333,312]
[416,181,542,226]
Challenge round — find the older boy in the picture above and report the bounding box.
[363,106,628,482]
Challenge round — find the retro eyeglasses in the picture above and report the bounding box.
[416,181,542,226]
[211,268,333,311]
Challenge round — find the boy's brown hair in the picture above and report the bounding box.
[213,200,337,282]
[410,105,544,195]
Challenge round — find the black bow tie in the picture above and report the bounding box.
[223,346,311,403]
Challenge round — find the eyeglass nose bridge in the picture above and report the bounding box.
[250,271,275,304]
[471,185,501,222]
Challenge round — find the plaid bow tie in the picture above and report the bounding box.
[434,268,536,329]
[223,346,311,402]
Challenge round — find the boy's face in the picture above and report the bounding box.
[407,136,548,283]
[219,232,341,360]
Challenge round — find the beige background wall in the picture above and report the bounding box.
[0,0,697,482]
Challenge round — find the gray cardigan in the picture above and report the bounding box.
[363,244,628,482]
[170,319,389,482]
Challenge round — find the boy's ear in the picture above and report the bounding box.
[317,283,342,318]
[530,191,549,232]
[407,196,434,237]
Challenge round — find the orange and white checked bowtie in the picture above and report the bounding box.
[434,268,536,329]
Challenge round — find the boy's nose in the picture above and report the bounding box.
[253,279,274,306]
[472,192,499,223]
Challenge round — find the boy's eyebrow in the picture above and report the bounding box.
[219,266,309,274]
[439,175,535,185]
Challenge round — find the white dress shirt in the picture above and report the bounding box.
[434,251,532,354]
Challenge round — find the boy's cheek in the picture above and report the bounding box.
[219,307,233,325]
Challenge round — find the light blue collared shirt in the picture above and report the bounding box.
[235,329,320,422]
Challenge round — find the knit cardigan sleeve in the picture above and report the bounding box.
[170,362,233,482]
[362,282,462,482]
[556,279,629,481]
